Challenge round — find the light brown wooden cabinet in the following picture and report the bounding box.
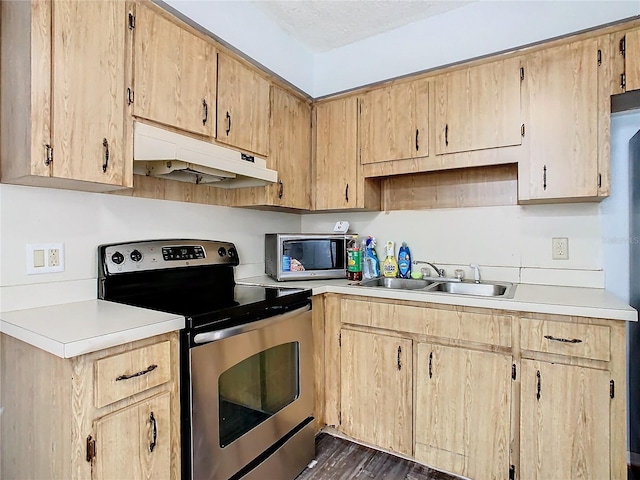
[216,53,271,156]
[339,328,413,456]
[359,81,429,164]
[0,332,180,480]
[624,28,640,92]
[131,2,215,137]
[0,0,132,192]
[226,86,312,209]
[518,37,606,202]
[434,57,523,156]
[415,343,512,479]
[314,97,381,210]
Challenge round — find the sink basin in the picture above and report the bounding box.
[425,280,516,298]
[358,277,432,290]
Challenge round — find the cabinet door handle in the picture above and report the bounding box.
[149,412,157,453]
[345,184,349,203]
[102,138,109,173]
[44,144,53,166]
[226,111,232,135]
[415,129,419,151]
[445,124,449,146]
[115,364,157,381]
[202,99,208,126]
[428,351,433,378]
[543,165,547,191]
[544,334,583,344]
[278,180,284,199]
[536,370,541,401]
[397,346,402,371]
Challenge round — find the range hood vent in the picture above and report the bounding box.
[133,122,277,188]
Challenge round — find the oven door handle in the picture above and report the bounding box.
[192,303,311,345]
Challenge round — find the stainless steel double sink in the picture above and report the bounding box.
[356,277,517,298]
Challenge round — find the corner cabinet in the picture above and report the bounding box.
[518,37,609,202]
[216,53,271,156]
[131,2,215,137]
[314,97,381,210]
[0,332,180,480]
[0,0,132,192]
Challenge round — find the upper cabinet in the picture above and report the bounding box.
[359,81,429,164]
[518,38,604,202]
[434,57,523,155]
[624,28,640,92]
[314,97,381,210]
[216,53,271,156]
[1,0,131,192]
[131,3,215,137]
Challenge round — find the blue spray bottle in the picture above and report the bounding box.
[398,242,412,279]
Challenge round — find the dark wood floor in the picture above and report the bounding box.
[295,433,460,480]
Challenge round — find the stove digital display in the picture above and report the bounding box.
[162,245,205,261]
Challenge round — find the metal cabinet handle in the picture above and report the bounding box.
[202,99,208,126]
[102,138,109,173]
[278,180,284,199]
[544,334,582,344]
[127,87,134,106]
[428,351,433,378]
[149,412,157,453]
[345,184,349,203]
[543,165,547,191]
[536,370,541,401]
[226,111,232,135]
[115,364,157,381]
[44,144,53,166]
[445,124,449,146]
[397,346,402,371]
[415,129,419,151]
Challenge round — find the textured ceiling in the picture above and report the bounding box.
[253,0,473,53]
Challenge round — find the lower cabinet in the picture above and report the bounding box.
[415,343,512,479]
[0,331,180,480]
[340,328,413,456]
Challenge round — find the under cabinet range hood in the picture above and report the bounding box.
[133,122,277,188]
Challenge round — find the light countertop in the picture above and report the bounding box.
[238,275,638,322]
[0,300,184,358]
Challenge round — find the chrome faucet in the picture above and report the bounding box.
[413,260,446,278]
[470,263,481,283]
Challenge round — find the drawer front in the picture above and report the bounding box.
[94,340,172,408]
[520,318,610,361]
[342,299,511,347]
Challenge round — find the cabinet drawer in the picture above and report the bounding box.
[94,341,172,408]
[520,318,610,361]
[342,299,511,347]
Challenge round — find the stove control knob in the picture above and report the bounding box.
[130,250,143,262]
[218,247,227,257]
[111,251,125,265]
[228,247,237,259]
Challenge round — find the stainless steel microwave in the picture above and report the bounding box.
[265,233,354,281]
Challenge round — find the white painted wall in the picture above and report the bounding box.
[0,185,300,311]
[301,203,604,288]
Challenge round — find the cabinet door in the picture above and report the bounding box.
[340,329,412,456]
[51,0,128,186]
[520,360,610,479]
[519,38,600,200]
[133,3,214,137]
[270,87,312,209]
[626,28,640,92]
[415,343,511,479]
[314,97,359,210]
[217,53,270,156]
[92,392,171,480]
[435,57,522,155]
[360,81,429,164]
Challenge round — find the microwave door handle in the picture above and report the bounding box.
[192,304,311,344]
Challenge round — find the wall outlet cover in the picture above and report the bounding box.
[26,243,65,274]
[333,221,350,233]
[552,237,569,260]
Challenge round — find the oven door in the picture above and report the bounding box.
[188,305,313,480]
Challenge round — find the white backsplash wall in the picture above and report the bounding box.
[301,203,604,288]
[0,184,300,311]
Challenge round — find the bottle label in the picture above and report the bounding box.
[347,250,362,273]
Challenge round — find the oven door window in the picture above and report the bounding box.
[218,342,300,448]
[282,239,344,271]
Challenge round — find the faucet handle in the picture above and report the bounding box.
[454,269,465,281]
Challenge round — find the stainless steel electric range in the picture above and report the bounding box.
[98,239,314,480]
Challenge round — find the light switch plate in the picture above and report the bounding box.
[333,221,350,233]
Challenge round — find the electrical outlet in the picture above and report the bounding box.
[26,243,65,274]
[552,237,569,260]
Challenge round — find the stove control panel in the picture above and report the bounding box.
[99,239,239,275]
